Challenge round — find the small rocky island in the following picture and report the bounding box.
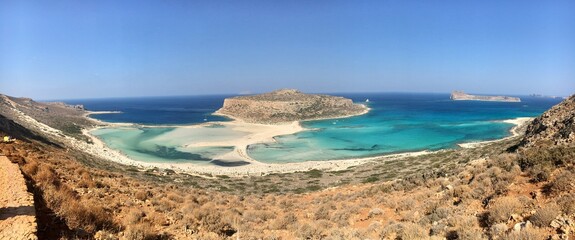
[215,89,368,124]
[450,91,521,102]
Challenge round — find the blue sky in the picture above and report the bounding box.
[1,0,574,99]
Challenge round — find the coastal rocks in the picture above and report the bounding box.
[519,95,575,148]
[450,91,521,102]
[215,89,367,124]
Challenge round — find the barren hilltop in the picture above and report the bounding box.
[215,89,368,123]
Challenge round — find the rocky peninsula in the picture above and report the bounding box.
[450,91,521,102]
[215,89,368,124]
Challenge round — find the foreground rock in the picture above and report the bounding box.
[215,89,367,124]
[451,91,521,102]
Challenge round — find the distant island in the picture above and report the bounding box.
[215,89,368,124]
[530,94,565,99]
[450,91,521,102]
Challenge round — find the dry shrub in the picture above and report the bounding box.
[123,222,156,240]
[518,146,575,170]
[271,213,297,230]
[314,205,331,220]
[530,203,560,227]
[453,185,473,199]
[135,190,152,201]
[192,203,234,235]
[21,160,39,175]
[94,230,117,240]
[557,193,575,215]
[396,198,416,212]
[78,171,98,188]
[124,209,146,225]
[367,221,383,232]
[167,193,184,203]
[490,223,508,239]
[547,171,575,195]
[450,215,484,240]
[368,208,383,218]
[243,209,276,224]
[385,222,428,240]
[531,165,552,183]
[296,222,323,239]
[153,198,176,212]
[330,209,351,227]
[401,210,422,223]
[328,228,367,239]
[35,164,58,186]
[488,196,523,224]
[426,206,451,223]
[148,211,169,226]
[61,198,113,233]
[494,153,519,171]
[506,227,548,240]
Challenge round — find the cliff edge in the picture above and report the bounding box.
[451,91,521,102]
[215,89,367,124]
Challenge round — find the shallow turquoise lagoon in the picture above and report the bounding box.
[82,93,562,164]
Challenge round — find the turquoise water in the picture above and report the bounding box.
[77,93,562,164]
[91,125,245,164]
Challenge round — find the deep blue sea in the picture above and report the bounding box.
[65,93,562,164]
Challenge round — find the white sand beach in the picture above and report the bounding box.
[457,117,533,148]
[11,105,531,177]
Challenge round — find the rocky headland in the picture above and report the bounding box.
[451,91,521,102]
[215,89,368,124]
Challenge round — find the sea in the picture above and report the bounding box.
[64,93,562,165]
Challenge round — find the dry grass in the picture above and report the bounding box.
[530,203,560,227]
[3,119,575,239]
[488,196,524,224]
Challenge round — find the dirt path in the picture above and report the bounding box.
[0,155,37,240]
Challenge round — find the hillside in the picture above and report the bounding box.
[0,93,574,239]
[215,89,367,123]
[520,95,575,147]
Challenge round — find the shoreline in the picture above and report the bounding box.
[457,117,532,148]
[77,110,530,176]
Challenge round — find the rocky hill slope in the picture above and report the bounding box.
[520,95,575,147]
[215,89,367,123]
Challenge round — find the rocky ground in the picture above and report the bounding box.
[0,154,37,240]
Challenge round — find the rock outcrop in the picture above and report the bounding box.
[450,91,521,102]
[519,95,575,147]
[215,89,367,124]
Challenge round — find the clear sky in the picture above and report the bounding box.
[1,0,574,99]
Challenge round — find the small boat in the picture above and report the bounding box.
[365,99,370,103]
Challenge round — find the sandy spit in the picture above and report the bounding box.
[457,117,532,149]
